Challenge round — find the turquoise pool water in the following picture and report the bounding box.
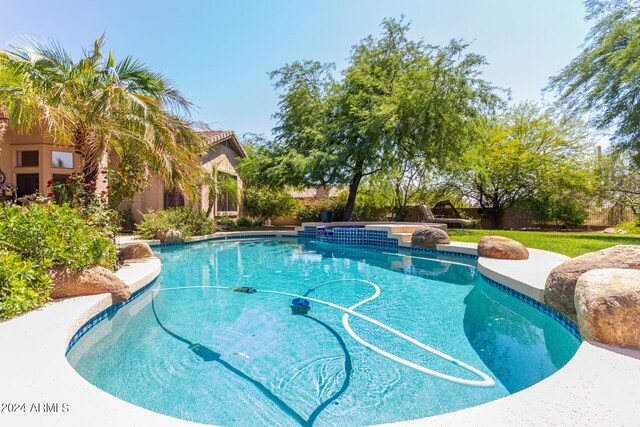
[67,238,580,426]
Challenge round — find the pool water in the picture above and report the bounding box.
[67,239,580,426]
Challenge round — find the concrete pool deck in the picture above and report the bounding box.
[1,234,639,426]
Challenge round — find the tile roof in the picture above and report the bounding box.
[198,130,247,158]
[199,130,235,144]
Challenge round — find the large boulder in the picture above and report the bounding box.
[49,267,130,303]
[119,242,154,260]
[411,226,450,249]
[575,268,640,349]
[544,245,640,321]
[477,236,529,260]
[155,229,184,244]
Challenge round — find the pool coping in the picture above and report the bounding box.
[1,234,639,426]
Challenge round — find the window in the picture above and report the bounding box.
[51,174,70,203]
[216,174,238,212]
[16,173,39,197]
[17,151,39,167]
[51,151,73,169]
[164,188,185,208]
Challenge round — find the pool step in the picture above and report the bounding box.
[394,232,414,242]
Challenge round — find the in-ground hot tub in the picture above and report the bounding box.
[66,237,580,426]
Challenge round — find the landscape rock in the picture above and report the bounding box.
[155,229,184,243]
[603,228,616,234]
[411,226,451,249]
[477,236,529,260]
[49,266,130,303]
[544,245,640,322]
[119,242,154,260]
[575,268,640,349]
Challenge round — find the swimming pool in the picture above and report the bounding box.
[67,238,580,426]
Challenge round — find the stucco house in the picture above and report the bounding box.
[0,128,246,222]
[128,130,246,222]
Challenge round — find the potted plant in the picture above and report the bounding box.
[319,199,334,223]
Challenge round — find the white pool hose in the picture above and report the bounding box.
[153,280,495,388]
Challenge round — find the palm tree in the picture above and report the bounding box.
[0,35,207,199]
[0,42,70,143]
[202,165,240,218]
[0,106,7,142]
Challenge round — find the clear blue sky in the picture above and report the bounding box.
[2,0,591,138]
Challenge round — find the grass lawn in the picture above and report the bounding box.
[447,229,640,258]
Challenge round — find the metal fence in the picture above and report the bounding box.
[585,201,637,227]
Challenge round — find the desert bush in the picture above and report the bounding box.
[332,191,388,221]
[234,216,267,228]
[218,215,236,228]
[0,204,116,271]
[242,187,298,220]
[0,250,52,320]
[235,216,253,228]
[529,194,588,229]
[615,219,640,234]
[48,172,122,237]
[136,207,217,239]
[295,199,322,222]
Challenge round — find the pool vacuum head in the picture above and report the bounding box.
[232,286,257,294]
[291,298,311,315]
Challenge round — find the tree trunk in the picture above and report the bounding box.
[343,165,364,222]
[83,147,109,197]
[490,205,503,229]
[0,106,8,145]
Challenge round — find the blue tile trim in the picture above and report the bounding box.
[65,276,160,355]
[480,274,582,341]
[406,246,478,260]
[296,226,479,259]
[299,226,400,248]
[152,234,285,249]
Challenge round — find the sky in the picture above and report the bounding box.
[2,0,592,139]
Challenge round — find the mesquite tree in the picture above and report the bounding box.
[262,18,499,221]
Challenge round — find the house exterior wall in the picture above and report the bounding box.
[126,141,244,223]
[0,128,83,196]
[1,129,244,225]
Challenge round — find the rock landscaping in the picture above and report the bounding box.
[411,226,451,249]
[575,268,640,350]
[119,242,154,260]
[48,267,131,303]
[544,245,640,322]
[155,229,184,244]
[477,236,529,260]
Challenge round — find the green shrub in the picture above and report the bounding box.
[218,215,236,228]
[242,187,298,220]
[0,250,52,320]
[48,172,122,238]
[0,204,116,271]
[333,191,388,221]
[615,219,640,234]
[529,195,588,229]
[553,200,588,229]
[136,207,217,239]
[234,216,267,228]
[295,200,322,222]
[235,216,253,228]
[294,190,389,223]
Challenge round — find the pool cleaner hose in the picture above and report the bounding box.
[153,280,495,388]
